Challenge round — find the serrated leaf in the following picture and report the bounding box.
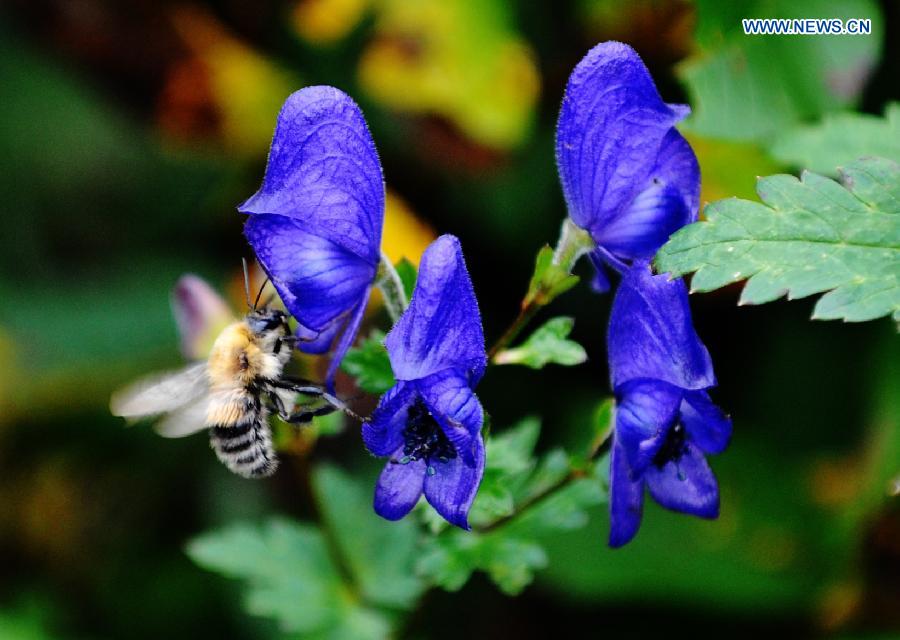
[524,245,580,307]
[341,330,395,394]
[312,466,424,609]
[186,518,354,634]
[416,531,547,596]
[770,104,900,174]
[656,157,900,323]
[508,463,607,535]
[467,417,540,527]
[494,317,587,369]
[484,417,540,477]
[419,418,607,596]
[394,258,418,302]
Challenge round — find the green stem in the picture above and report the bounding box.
[375,251,407,323]
[487,302,541,360]
[488,219,594,360]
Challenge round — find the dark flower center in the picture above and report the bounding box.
[652,422,687,469]
[399,400,457,468]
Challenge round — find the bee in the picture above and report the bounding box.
[111,264,352,478]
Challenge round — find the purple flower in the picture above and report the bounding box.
[240,86,385,388]
[363,235,486,529]
[556,42,700,292]
[606,262,731,547]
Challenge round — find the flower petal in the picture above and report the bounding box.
[324,287,371,392]
[608,437,645,548]
[362,382,415,456]
[245,214,375,332]
[587,251,612,294]
[385,235,486,383]
[239,86,384,265]
[374,449,426,521]
[681,391,732,455]
[423,434,485,530]
[292,317,342,355]
[651,128,701,224]
[608,262,715,391]
[596,180,690,260]
[416,370,484,465]
[615,379,682,473]
[555,41,686,235]
[644,442,719,518]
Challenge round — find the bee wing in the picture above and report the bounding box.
[154,397,211,438]
[110,363,209,418]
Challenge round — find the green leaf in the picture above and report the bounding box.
[341,330,395,394]
[186,518,355,635]
[484,416,541,478]
[394,258,418,302]
[417,530,548,596]
[681,0,883,142]
[0,600,56,640]
[468,417,541,524]
[524,245,580,307]
[769,103,900,174]
[494,317,588,369]
[656,157,900,323]
[417,418,606,595]
[312,466,425,609]
[567,397,615,468]
[187,465,428,639]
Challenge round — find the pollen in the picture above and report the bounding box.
[400,400,457,464]
[652,422,688,469]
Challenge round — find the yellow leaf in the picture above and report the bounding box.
[358,0,539,150]
[291,0,371,45]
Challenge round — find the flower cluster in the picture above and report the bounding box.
[238,41,728,542]
[554,41,730,546]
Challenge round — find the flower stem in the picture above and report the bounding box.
[487,302,541,360]
[487,219,594,359]
[376,251,408,323]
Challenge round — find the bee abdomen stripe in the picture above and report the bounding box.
[209,415,278,479]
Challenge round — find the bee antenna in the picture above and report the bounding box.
[253,276,271,310]
[242,258,253,310]
[259,292,276,309]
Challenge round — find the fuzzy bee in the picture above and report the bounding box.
[111,268,350,478]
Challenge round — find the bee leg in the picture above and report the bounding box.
[283,404,338,425]
[272,376,325,395]
[270,379,364,422]
[268,391,288,419]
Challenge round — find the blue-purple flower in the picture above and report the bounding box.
[240,86,384,387]
[555,41,700,292]
[363,235,486,529]
[606,262,731,547]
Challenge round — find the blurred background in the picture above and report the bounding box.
[0,0,898,637]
